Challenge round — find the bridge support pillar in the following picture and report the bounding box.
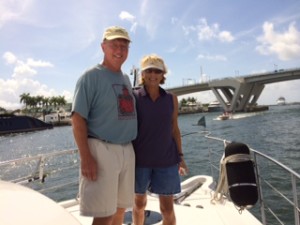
[210,78,265,112]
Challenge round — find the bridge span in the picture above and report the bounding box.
[167,68,300,112]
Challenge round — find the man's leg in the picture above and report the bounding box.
[92,215,113,225]
[112,207,126,225]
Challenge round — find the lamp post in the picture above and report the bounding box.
[130,66,139,87]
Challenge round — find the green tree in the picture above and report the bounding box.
[187,97,197,103]
[56,95,67,106]
[36,95,43,108]
[19,93,68,113]
[180,98,188,106]
[19,93,31,109]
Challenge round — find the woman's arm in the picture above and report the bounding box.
[171,94,189,175]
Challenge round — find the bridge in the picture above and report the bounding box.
[167,68,300,112]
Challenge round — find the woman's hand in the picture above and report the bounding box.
[179,157,189,176]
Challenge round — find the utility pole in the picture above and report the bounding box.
[200,66,203,83]
[130,66,139,87]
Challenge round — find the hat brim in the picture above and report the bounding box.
[105,35,131,42]
[141,65,165,72]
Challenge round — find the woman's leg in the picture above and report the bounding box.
[159,195,176,225]
[133,194,147,225]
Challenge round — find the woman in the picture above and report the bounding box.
[132,54,188,225]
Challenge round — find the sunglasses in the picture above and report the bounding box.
[144,68,163,74]
[107,43,129,51]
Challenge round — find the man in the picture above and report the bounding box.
[72,26,137,225]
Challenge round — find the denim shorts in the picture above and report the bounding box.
[135,164,181,195]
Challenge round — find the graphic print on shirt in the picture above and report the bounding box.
[113,84,135,119]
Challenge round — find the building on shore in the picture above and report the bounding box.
[39,107,71,126]
[179,102,203,115]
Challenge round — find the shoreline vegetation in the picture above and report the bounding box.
[178,102,300,115]
[1,93,300,122]
[0,93,72,128]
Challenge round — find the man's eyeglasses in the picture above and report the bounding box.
[106,43,129,51]
[144,68,163,74]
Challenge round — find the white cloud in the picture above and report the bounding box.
[219,31,235,42]
[171,17,178,25]
[119,11,135,23]
[197,54,227,61]
[256,22,300,60]
[3,51,17,64]
[119,11,138,34]
[196,18,234,42]
[130,22,138,33]
[0,0,32,28]
[182,25,196,36]
[3,52,54,79]
[13,63,37,78]
[166,46,178,53]
[134,0,169,40]
[182,19,234,43]
[0,52,67,110]
[62,90,73,104]
[27,58,54,67]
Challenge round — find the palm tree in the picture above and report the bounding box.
[49,96,58,108]
[180,98,188,106]
[187,97,197,103]
[57,96,67,107]
[19,94,68,116]
[36,95,43,108]
[0,106,7,114]
[19,93,31,109]
[42,97,50,110]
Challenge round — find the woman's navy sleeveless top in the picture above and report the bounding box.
[132,87,180,168]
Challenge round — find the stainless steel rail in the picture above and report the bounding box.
[0,149,79,190]
[204,132,300,225]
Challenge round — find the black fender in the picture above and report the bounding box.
[225,142,258,208]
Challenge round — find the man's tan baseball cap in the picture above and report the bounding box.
[103,26,131,42]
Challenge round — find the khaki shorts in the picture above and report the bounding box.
[79,139,135,217]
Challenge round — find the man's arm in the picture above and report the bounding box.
[72,112,97,181]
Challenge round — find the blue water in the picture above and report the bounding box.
[0,104,299,224]
[181,105,300,173]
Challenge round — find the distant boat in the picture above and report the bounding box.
[217,113,230,120]
[276,97,286,105]
[217,111,233,120]
[208,101,223,112]
[0,114,53,135]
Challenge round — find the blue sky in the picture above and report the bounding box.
[1,0,300,110]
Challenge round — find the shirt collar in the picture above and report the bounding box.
[139,86,167,97]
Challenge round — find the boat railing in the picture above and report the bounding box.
[1,132,299,225]
[203,132,300,225]
[0,149,80,200]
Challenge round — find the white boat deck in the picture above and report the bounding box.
[61,176,262,225]
[0,180,81,225]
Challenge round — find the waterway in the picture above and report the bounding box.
[0,104,299,224]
